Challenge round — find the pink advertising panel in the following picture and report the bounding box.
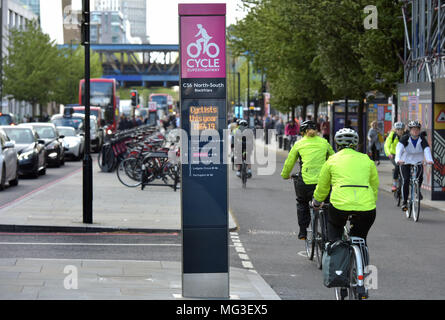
[180,15,226,79]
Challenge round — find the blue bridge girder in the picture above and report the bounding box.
[58,44,180,87]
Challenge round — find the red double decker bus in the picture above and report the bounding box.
[79,78,119,133]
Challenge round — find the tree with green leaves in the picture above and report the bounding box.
[3,21,63,117]
[296,0,404,150]
[3,21,104,117]
[52,46,103,105]
[229,0,404,150]
[228,0,332,120]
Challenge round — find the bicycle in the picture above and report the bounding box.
[187,37,220,58]
[334,216,370,300]
[291,174,323,262]
[393,173,402,207]
[288,135,297,150]
[401,162,423,222]
[140,152,180,191]
[313,203,329,270]
[240,151,248,189]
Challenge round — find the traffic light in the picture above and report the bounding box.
[131,90,138,106]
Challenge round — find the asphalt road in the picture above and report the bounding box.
[1,148,444,300]
[228,149,445,300]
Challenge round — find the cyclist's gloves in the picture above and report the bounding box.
[312,198,322,208]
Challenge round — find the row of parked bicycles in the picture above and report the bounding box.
[98,125,181,191]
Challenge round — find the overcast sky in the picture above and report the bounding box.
[40,0,248,44]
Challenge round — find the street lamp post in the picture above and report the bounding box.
[82,0,93,224]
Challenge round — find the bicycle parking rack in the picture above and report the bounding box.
[140,153,180,192]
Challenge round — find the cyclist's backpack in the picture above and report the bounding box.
[322,240,351,288]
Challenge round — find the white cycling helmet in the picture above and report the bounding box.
[394,122,405,130]
[408,120,421,129]
[335,128,359,148]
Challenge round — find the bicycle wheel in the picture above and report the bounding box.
[393,186,401,207]
[305,209,315,261]
[412,182,421,222]
[347,252,367,300]
[313,213,323,269]
[335,288,348,300]
[141,157,157,184]
[98,145,115,172]
[116,158,142,187]
[241,162,247,189]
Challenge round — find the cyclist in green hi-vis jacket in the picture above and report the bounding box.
[312,128,379,244]
[281,120,335,240]
[384,122,407,192]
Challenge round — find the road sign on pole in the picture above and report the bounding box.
[179,3,228,298]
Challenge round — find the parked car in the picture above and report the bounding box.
[0,126,46,177]
[19,123,65,167]
[51,113,102,152]
[51,113,84,133]
[78,115,103,152]
[0,113,17,126]
[0,128,19,190]
[70,106,104,127]
[57,126,84,160]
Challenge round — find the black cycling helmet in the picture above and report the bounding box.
[300,120,317,134]
[408,120,421,129]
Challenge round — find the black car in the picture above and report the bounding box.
[19,123,65,167]
[0,126,46,177]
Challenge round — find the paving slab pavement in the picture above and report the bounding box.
[0,159,237,232]
[0,157,281,300]
[0,258,280,300]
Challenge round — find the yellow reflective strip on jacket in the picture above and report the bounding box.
[313,148,379,211]
[281,136,334,184]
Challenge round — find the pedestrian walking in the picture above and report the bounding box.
[367,121,381,165]
[321,116,330,141]
[275,118,285,149]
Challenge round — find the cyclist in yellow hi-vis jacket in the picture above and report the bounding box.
[281,120,335,240]
[384,122,407,192]
[312,128,379,243]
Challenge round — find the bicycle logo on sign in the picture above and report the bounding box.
[187,24,220,59]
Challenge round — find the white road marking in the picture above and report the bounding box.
[230,232,257,272]
[238,254,250,260]
[234,246,246,253]
[297,250,308,257]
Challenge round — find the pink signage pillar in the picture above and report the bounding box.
[179,3,228,298]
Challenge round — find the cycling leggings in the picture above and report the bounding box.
[327,204,376,243]
[399,164,423,203]
[390,157,399,180]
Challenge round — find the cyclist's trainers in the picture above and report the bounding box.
[298,229,307,240]
[401,202,408,211]
[236,171,241,178]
